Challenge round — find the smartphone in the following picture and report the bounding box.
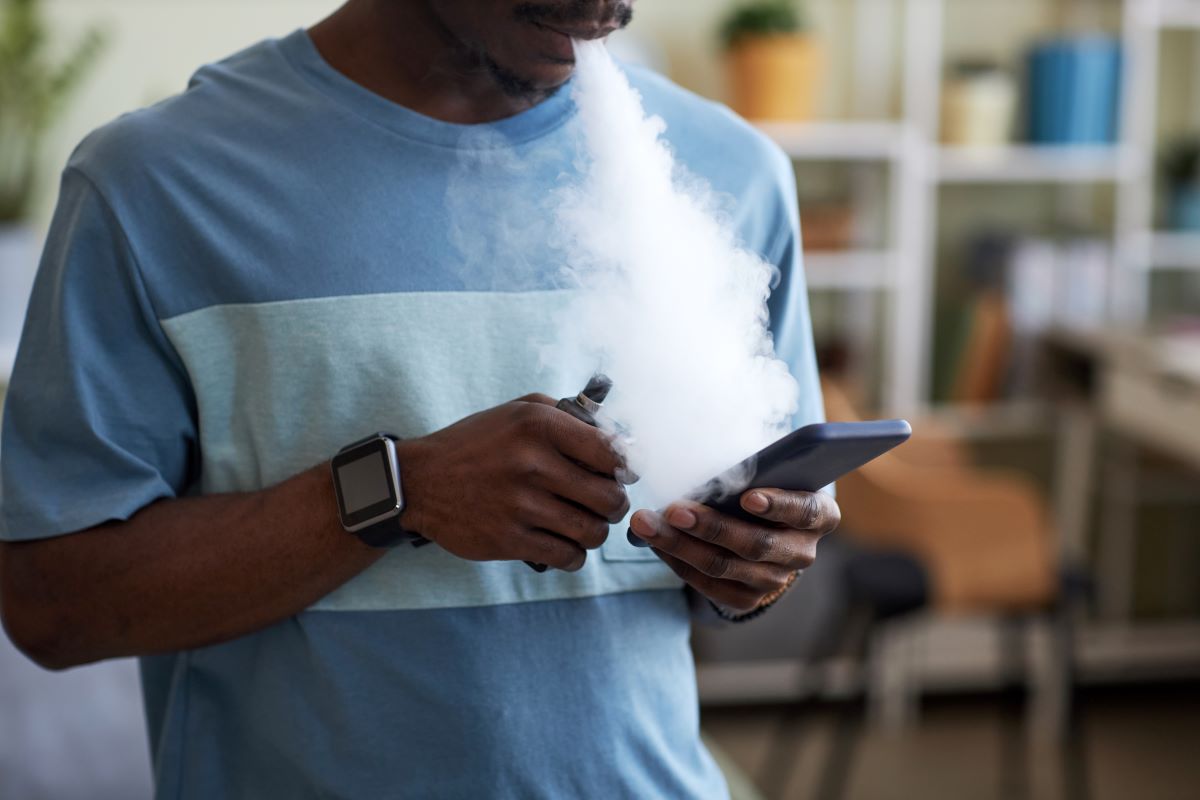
[628,419,911,546]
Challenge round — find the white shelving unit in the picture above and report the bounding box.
[805,250,897,290]
[1117,0,1200,318]
[1145,230,1200,268]
[1159,0,1200,27]
[756,0,1199,415]
[936,144,1136,183]
[737,0,1200,698]
[757,120,911,161]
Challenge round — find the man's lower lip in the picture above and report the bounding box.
[533,21,616,42]
[530,22,576,62]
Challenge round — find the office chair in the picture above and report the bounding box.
[757,381,1090,800]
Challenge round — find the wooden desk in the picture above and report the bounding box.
[1048,327,1200,464]
[1042,327,1200,621]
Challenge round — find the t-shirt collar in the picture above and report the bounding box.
[277,28,578,149]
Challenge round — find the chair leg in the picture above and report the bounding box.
[795,605,875,800]
[870,619,921,732]
[1054,596,1090,800]
[814,699,864,800]
[757,702,814,800]
[998,616,1030,800]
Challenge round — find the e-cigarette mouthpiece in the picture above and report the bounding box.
[557,373,612,425]
[582,374,612,403]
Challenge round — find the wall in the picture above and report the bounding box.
[35,0,732,227]
[34,0,1165,232]
[34,1,338,226]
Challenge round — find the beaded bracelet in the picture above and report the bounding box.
[708,569,800,623]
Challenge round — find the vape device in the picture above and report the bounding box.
[526,374,617,573]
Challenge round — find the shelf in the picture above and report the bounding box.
[804,250,895,290]
[1147,231,1200,270]
[936,145,1134,184]
[756,121,912,161]
[922,400,1056,439]
[1156,0,1200,29]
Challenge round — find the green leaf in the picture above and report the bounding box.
[719,0,808,49]
[0,0,107,222]
[1161,136,1200,187]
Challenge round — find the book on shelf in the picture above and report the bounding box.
[1008,236,1110,393]
[946,234,1111,403]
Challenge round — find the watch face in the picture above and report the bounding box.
[332,437,401,531]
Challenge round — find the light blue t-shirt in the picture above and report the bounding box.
[0,30,823,799]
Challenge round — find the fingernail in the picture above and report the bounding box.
[630,511,657,539]
[744,492,769,513]
[615,466,641,485]
[667,506,696,530]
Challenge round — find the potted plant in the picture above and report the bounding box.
[719,0,820,121]
[0,0,105,362]
[1162,136,1200,232]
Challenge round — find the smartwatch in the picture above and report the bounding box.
[330,433,414,548]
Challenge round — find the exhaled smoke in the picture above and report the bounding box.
[556,40,799,506]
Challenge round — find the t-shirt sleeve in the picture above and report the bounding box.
[763,150,826,433]
[0,167,198,541]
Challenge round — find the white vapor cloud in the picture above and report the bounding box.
[554,40,799,507]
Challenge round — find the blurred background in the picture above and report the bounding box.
[0,0,1198,798]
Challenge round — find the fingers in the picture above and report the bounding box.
[543,410,625,477]
[516,393,558,407]
[512,399,626,479]
[511,528,587,572]
[524,492,612,550]
[740,489,841,535]
[630,510,801,590]
[545,458,629,524]
[643,502,818,569]
[654,551,764,614]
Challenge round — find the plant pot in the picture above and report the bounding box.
[726,33,822,121]
[0,223,40,378]
[1168,185,1200,232]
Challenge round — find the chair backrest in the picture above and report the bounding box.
[820,380,1057,613]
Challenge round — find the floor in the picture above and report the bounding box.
[3,628,1196,800]
[702,682,1200,800]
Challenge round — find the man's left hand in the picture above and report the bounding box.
[629,489,841,615]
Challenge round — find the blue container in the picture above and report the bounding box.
[1170,185,1200,232]
[1027,36,1122,144]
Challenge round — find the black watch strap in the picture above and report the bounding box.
[355,518,415,548]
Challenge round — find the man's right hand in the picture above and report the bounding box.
[394,394,630,572]
[0,394,629,669]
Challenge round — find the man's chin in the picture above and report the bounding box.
[527,60,576,91]
[485,56,575,100]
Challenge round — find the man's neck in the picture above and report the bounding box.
[309,0,550,125]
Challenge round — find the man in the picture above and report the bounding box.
[0,1,838,797]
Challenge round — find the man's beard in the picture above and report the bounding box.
[485,0,632,100]
[513,0,634,30]
[483,53,563,101]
